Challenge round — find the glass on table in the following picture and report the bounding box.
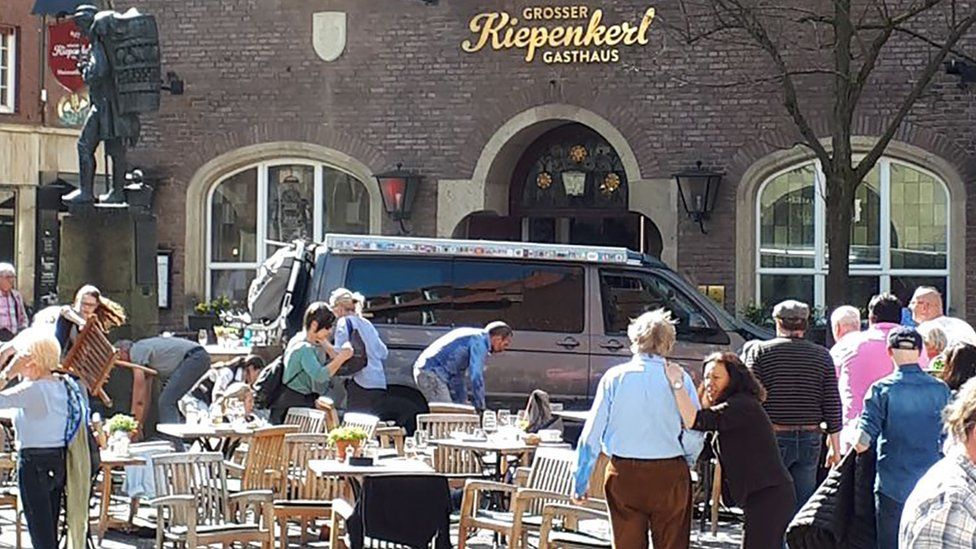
[364,440,381,460]
[403,436,417,458]
[197,329,209,346]
[482,410,497,433]
[415,429,429,449]
[497,410,511,428]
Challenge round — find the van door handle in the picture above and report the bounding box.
[600,340,625,352]
[557,337,581,349]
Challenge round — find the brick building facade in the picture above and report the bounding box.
[21,0,976,328]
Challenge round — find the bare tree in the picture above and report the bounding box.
[670,0,976,308]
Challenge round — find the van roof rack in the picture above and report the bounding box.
[323,233,650,266]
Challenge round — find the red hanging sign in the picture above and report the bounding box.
[47,20,90,92]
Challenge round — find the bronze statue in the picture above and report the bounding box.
[66,5,161,206]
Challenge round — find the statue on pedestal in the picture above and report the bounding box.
[64,5,161,206]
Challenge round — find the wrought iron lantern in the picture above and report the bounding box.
[374,163,421,234]
[672,161,724,234]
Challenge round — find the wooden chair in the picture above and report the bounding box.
[62,317,156,406]
[314,397,341,431]
[416,414,484,484]
[227,425,299,493]
[457,447,587,549]
[283,408,328,433]
[273,433,344,548]
[0,424,20,548]
[375,424,406,456]
[341,412,380,439]
[427,402,477,414]
[538,500,611,549]
[150,452,273,548]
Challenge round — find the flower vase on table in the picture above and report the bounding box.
[327,426,370,463]
[108,431,131,456]
[105,414,139,456]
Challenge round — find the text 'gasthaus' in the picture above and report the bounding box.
[461,6,655,64]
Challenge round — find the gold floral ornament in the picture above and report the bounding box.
[536,172,553,189]
[569,145,588,163]
[601,173,621,195]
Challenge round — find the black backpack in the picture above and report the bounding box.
[252,356,288,409]
[335,317,369,377]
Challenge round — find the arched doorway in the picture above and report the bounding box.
[461,123,662,257]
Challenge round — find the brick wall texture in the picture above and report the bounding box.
[112,0,976,327]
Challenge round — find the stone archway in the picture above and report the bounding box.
[437,104,677,265]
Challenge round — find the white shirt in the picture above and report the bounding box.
[0,379,69,449]
[919,316,976,348]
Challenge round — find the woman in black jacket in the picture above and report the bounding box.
[667,351,795,549]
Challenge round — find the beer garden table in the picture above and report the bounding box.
[429,438,571,482]
[97,450,146,538]
[155,423,256,457]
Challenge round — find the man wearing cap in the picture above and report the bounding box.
[744,299,843,513]
[855,326,951,549]
[413,321,513,413]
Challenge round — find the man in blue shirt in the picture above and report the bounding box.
[412,321,512,412]
[573,309,704,549]
[855,326,951,549]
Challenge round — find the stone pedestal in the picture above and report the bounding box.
[58,206,159,340]
[59,206,160,426]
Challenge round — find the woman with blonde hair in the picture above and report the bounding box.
[573,309,704,549]
[55,284,126,356]
[0,329,88,547]
[329,288,388,414]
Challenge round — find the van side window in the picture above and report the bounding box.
[450,260,584,333]
[346,258,452,326]
[599,269,728,344]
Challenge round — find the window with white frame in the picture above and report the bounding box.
[207,161,372,301]
[757,157,949,313]
[0,27,16,113]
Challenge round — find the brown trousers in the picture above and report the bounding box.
[604,456,691,549]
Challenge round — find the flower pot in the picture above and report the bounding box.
[335,440,362,462]
[109,431,131,456]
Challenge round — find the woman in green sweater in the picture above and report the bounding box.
[271,302,353,423]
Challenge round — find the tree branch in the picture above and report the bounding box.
[855,9,976,181]
[668,69,844,89]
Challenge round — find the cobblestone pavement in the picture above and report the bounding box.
[0,506,744,548]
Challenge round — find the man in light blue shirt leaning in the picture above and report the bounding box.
[573,309,703,549]
[413,321,513,412]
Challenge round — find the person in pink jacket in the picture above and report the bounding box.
[830,293,902,451]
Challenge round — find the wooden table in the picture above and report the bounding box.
[308,458,434,478]
[155,423,256,457]
[97,451,145,538]
[429,438,569,481]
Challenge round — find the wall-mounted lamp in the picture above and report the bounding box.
[945,59,976,88]
[672,161,724,234]
[374,163,421,234]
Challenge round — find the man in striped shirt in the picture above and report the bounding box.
[0,263,28,342]
[744,299,843,513]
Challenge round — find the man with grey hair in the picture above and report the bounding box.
[830,305,861,346]
[0,263,28,342]
[118,336,210,448]
[910,287,976,364]
[744,299,843,513]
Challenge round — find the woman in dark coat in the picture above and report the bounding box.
[666,351,795,549]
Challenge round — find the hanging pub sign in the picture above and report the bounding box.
[48,20,90,92]
[461,5,655,64]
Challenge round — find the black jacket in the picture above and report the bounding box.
[786,448,877,549]
[347,474,452,549]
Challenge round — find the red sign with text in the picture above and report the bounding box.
[48,21,90,92]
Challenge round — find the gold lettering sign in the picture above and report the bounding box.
[461,6,655,64]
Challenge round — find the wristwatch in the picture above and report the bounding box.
[671,379,684,391]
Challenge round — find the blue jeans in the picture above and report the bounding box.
[876,492,903,549]
[776,431,822,513]
[158,348,211,450]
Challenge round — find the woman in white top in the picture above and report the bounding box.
[329,288,389,415]
[0,330,73,548]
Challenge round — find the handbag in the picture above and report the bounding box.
[336,317,369,376]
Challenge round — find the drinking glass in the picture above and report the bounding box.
[404,437,417,458]
[415,429,429,449]
[364,440,380,460]
[498,410,511,428]
[482,410,497,433]
[197,329,208,346]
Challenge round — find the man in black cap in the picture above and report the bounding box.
[855,326,951,549]
[744,299,843,513]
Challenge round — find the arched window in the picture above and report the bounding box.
[757,157,949,311]
[207,161,371,301]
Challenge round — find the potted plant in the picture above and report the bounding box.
[327,426,370,461]
[189,296,233,339]
[105,414,139,456]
